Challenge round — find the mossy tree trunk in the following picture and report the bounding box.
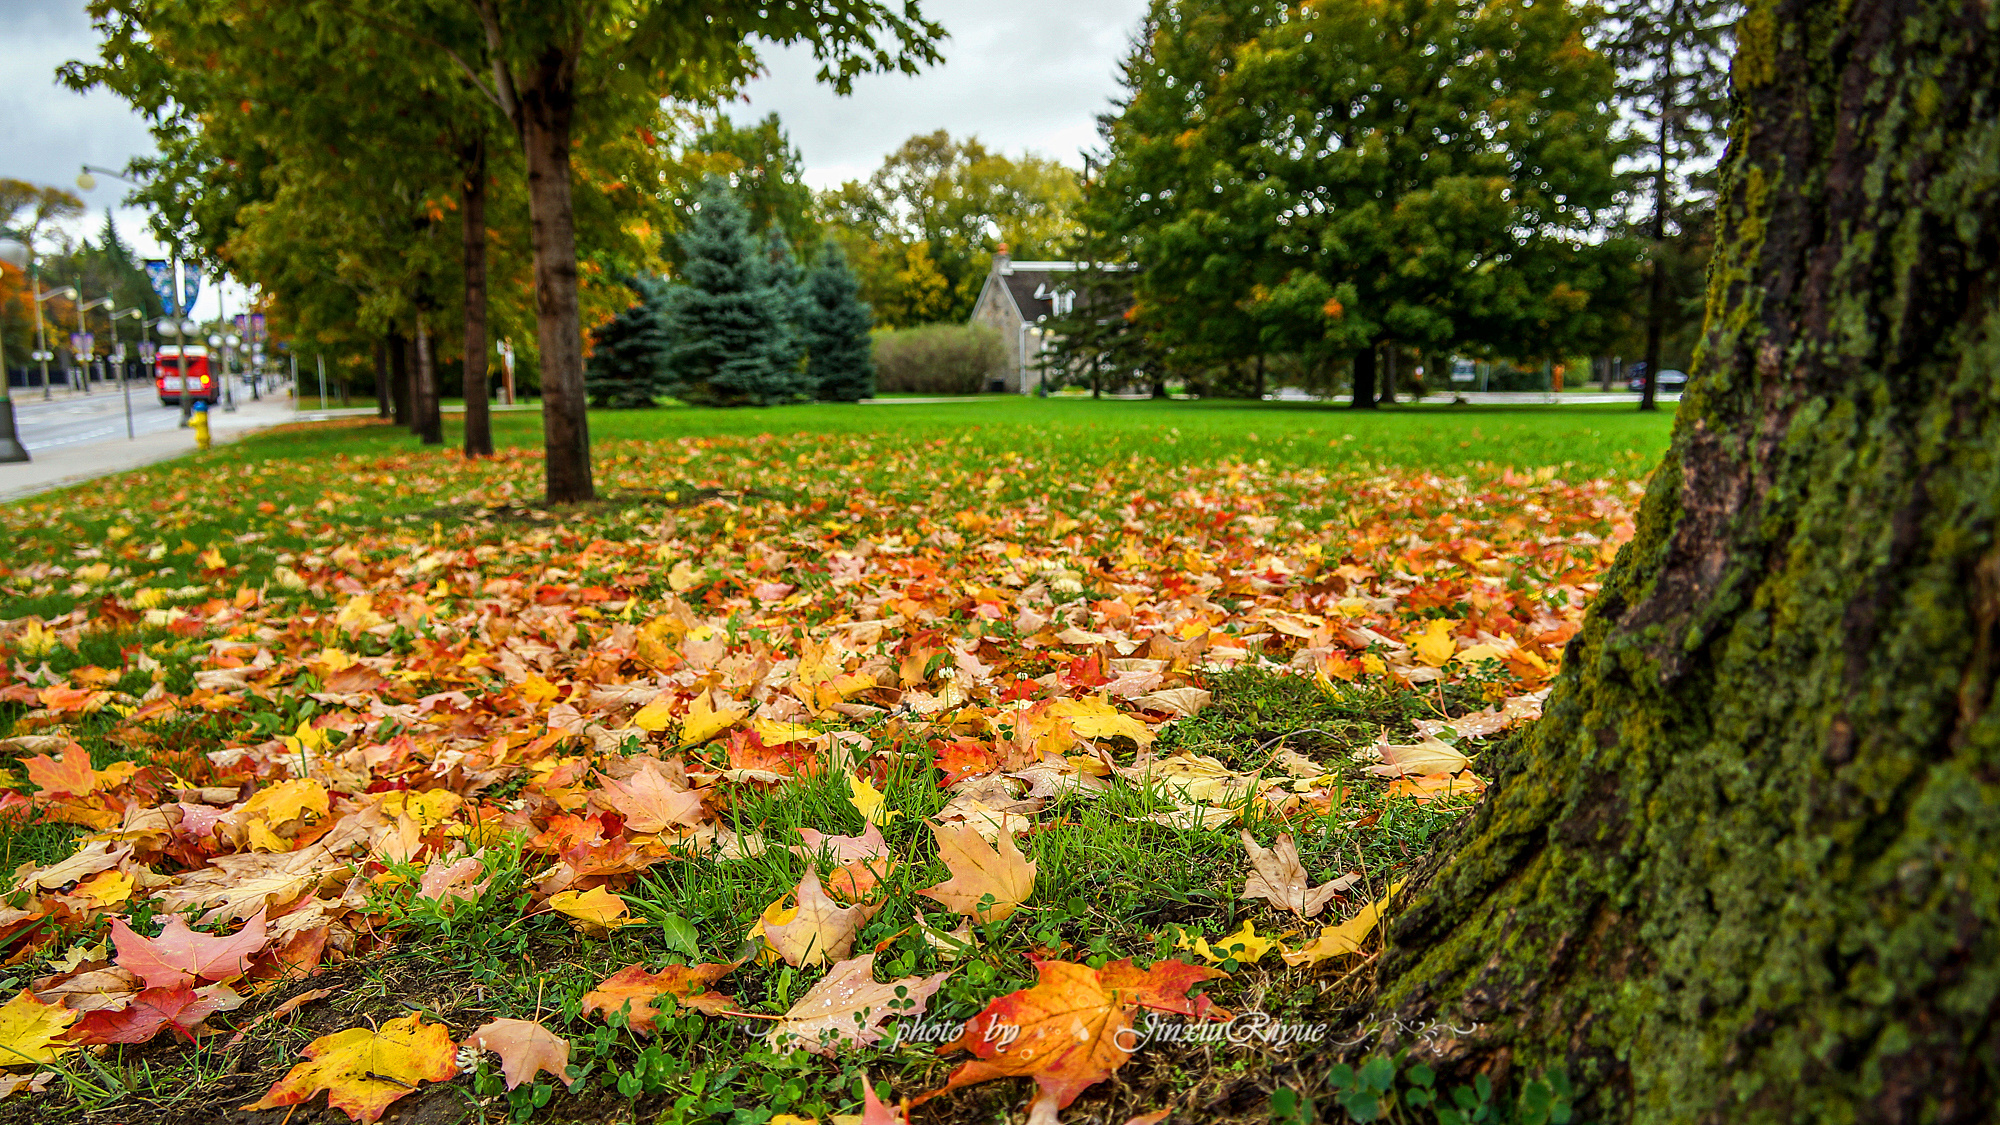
[1368,0,2000,1120]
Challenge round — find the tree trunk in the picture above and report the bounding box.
[1380,345,1397,405]
[388,331,410,426]
[1254,351,1266,400]
[517,60,593,502]
[461,137,494,458]
[413,316,442,446]
[1349,345,1377,409]
[373,339,390,419]
[1638,12,1675,414]
[1360,2,2000,1119]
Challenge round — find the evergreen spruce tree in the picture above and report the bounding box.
[584,276,672,408]
[759,225,810,397]
[801,240,875,402]
[662,180,802,406]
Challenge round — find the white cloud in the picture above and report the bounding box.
[733,0,1149,188]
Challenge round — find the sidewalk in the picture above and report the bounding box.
[0,395,302,502]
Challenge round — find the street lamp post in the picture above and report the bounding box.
[111,306,144,439]
[33,283,77,402]
[0,238,31,462]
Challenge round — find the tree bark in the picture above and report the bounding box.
[517,56,593,502]
[388,331,411,426]
[413,316,442,446]
[1638,7,1676,414]
[1359,1,2000,1119]
[461,137,493,459]
[1349,345,1377,409]
[373,339,390,419]
[1254,351,1266,400]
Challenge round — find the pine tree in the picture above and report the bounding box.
[801,240,875,402]
[662,180,803,407]
[759,225,809,392]
[584,276,672,408]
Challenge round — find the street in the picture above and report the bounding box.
[9,382,201,451]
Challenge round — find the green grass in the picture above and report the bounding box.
[0,397,1667,1124]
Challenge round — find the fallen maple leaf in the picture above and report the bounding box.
[918,822,1036,922]
[0,990,77,1066]
[22,746,96,797]
[847,772,902,826]
[1366,737,1472,778]
[246,1012,459,1123]
[922,959,1219,1121]
[679,689,748,746]
[1181,919,1278,964]
[110,909,269,989]
[1239,831,1344,919]
[630,692,677,732]
[763,868,876,967]
[1282,880,1406,967]
[581,961,739,1030]
[767,953,951,1055]
[547,886,636,931]
[594,758,705,833]
[67,983,234,1045]
[465,1017,571,1089]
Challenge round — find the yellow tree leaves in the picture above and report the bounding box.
[547,886,637,932]
[1281,881,1406,967]
[245,1012,459,1123]
[0,991,76,1066]
[918,823,1036,922]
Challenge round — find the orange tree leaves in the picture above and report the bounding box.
[920,959,1224,1120]
[581,961,741,1030]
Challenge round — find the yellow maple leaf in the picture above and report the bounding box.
[1181,920,1277,964]
[241,778,330,827]
[847,773,902,826]
[521,674,561,706]
[245,1012,459,1123]
[1408,619,1457,667]
[667,560,701,592]
[630,693,677,733]
[548,887,635,931]
[334,595,384,634]
[73,869,136,908]
[0,990,78,1066]
[1281,880,1406,967]
[1046,696,1155,747]
[679,690,747,747]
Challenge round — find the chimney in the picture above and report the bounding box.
[994,242,1011,275]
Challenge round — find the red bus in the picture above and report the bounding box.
[155,345,219,407]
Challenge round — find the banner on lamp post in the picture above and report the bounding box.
[144,260,179,316]
[180,271,201,319]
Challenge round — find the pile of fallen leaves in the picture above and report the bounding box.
[0,430,1638,1121]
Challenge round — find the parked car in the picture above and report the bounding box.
[155,345,219,406]
[1628,367,1688,392]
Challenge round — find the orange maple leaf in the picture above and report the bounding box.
[920,959,1223,1120]
[581,961,740,1031]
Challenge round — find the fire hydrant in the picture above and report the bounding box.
[191,399,212,450]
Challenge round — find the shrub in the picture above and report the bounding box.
[871,323,1007,394]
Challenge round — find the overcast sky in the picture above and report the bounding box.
[2,0,1148,320]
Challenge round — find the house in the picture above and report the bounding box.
[967,245,1082,394]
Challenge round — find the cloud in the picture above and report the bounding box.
[731,0,1148,188]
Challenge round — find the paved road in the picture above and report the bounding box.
[10,380,293,452]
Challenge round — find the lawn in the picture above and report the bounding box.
[0,399,1671,1124]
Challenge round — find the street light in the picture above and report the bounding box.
[111,306,144,439]
[79,295,116,398]
[0,238,30,462]
[34,284,78,401]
